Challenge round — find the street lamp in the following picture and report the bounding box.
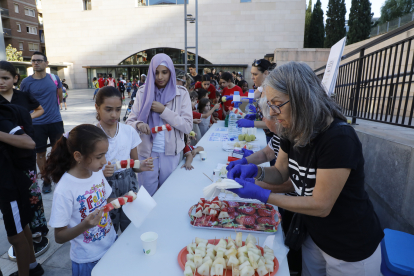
[184,0,198,74]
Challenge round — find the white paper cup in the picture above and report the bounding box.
[199,151,206,161]
[213,169,220,182]
[140,232,158,255]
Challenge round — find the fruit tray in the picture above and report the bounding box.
[177,239,279,276]
[188,199,281,234]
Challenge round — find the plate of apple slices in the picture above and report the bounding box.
[178,232,279,276]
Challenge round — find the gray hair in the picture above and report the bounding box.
[263,61,346,148]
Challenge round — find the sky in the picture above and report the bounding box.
[318,0,383,20]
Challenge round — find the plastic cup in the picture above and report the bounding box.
[140,232,158,255]
[199,151,206,161]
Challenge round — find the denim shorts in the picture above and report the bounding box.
[71,236,118,276]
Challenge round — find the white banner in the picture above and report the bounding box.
[322,37,347,96]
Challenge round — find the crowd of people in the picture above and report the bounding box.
[0,51,384,276]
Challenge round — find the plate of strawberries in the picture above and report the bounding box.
[188,197,281,234]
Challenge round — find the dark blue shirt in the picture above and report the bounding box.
[20,74,62,125]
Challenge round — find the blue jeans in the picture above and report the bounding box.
[93,88,99,95]
[72,260,99,276]
[71,236,118,276]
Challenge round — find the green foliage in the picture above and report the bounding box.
[324,0,346,48]
[6,44,23,62]
[304,0,313,48]
[308,0,325,48]
[17,74,27,88]
[347,0,373,45]
[379,0,414,24]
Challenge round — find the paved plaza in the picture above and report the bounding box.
[0,89,128,276]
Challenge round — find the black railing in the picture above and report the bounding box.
[3,28,11,36]
[0,8,9,16]
[315,21,414,128]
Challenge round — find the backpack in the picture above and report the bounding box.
[118,81,125,92]
[107,78,115,87]
[49,73,60,104]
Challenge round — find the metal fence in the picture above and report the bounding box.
[334,39,414,128]
[371,13,414,37]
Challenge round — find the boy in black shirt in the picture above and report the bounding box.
[0,104,44,276]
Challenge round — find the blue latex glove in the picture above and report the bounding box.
[226,157,248,171]
[242,148,254,158]
[228,164,258,180]
[228,178,271,203]
[244,114,257,121]
[237,119,255,128]
[246,105,257,114]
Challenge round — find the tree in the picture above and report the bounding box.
[308,0,325,48]
[324,0,346,48]
[347,0,373,45]
[304,0,313,48]
[379,0,414,24]
[6,44,23,62]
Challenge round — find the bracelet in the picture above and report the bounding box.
[256,166,265,181]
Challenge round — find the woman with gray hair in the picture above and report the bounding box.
[227,62,383,275]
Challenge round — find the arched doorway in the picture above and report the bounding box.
[119,47,212,80]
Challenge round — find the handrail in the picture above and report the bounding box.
[314,20,414,73]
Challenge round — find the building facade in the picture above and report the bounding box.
[42,0,305,89]
[0,0,41,59]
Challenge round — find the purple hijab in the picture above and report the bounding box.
[136,53,177,138]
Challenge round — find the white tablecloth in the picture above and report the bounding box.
[92,121,290,276]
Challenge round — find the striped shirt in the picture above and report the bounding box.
[267,134,281,159]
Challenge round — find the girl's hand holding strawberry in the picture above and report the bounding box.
[140,157,154,172]
[137,122,151,135]
[83,209,104,229]
[103,161,115,177]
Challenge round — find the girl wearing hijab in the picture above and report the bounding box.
[126,54,193,196]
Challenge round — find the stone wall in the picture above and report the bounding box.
[41,0,306,88]
[352,121,414,235]
[273,48,331,70]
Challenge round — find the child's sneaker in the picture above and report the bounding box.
[9,263,44,276]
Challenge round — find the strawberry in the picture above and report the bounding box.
[252,213,261,220]
[221,201,228,208]
[227,207,235,213]
[235,225,248,230]
[250,203,266,209]
[102,203,114,213]
[257,208,273,217]
[199,198,205,204]
[221,207,228,212]
[212,196,219,202]
[124,195,134,202]
[257,217,277,226]
[227,201,239,207]
[266,204,274,209]
[238,206,256,215]
[228,212,237,220]
[235,215,256,226]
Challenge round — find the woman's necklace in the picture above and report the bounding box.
[99,122,119,139]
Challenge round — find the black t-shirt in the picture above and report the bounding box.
[0,104,36,180]
[191,74,202,84]
[0,117,27,191]
[0,89,40,113]
[280,118,383,262]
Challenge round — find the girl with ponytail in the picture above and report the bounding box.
[43,124,117,275]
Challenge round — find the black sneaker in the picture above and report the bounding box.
[33,237,50,258]
[41,183,52,194]
[9,263,44,276]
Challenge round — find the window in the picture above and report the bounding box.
[26,26,37,34]
[16,23,21,32]
[83,0,91,10]
[24,8,35,17]
[28,43,39,51]
[19,42,23,50]
[137,0,188,6]
[14,4,19,13]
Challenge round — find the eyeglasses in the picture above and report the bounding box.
[267,100,289,114]
[31,59,44,64]
[252,59,262,67]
